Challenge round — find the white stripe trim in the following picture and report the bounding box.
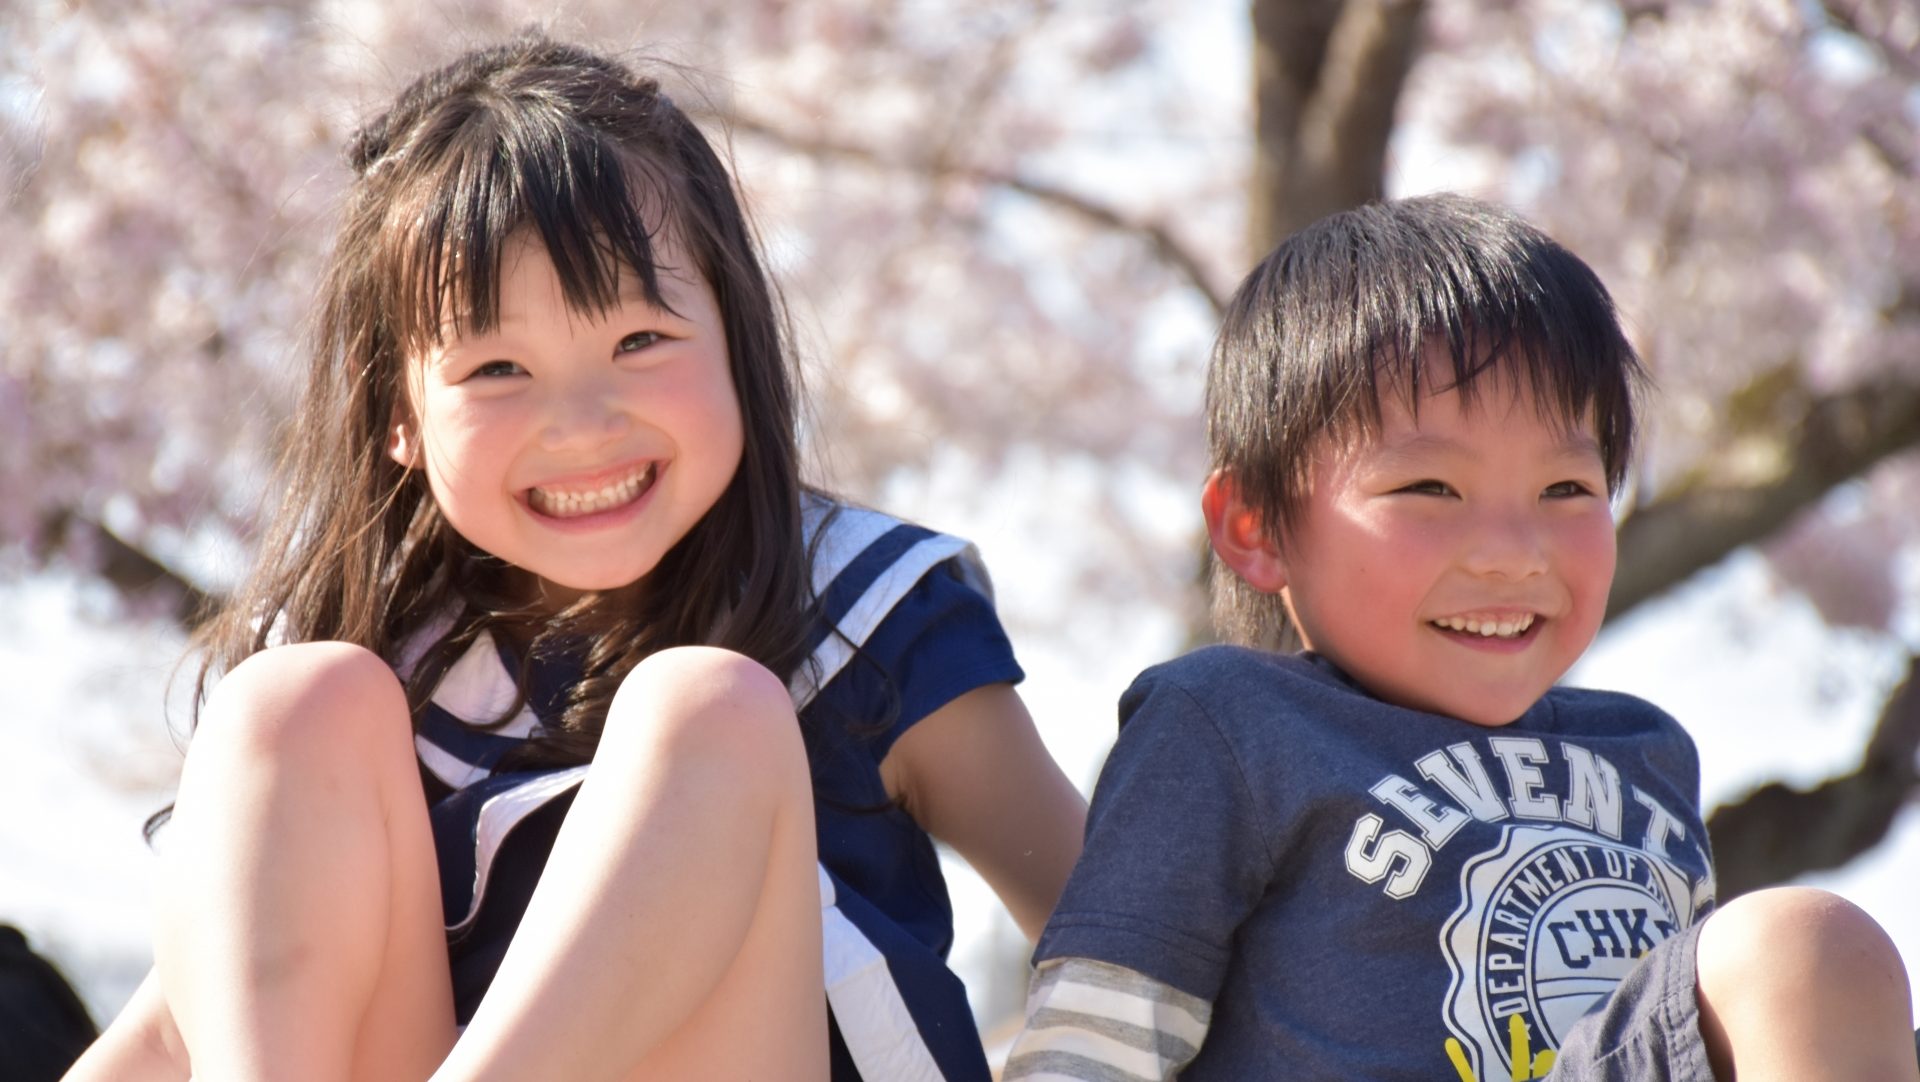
[414,629,541,791]
[818,867,948,1082]
[416,735,490,790]
[448,765,589,933]
[788,533,974,711]
[802,497,900,596]
[430,630,539,734]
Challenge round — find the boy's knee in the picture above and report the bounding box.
[1698,887,1907,1003]
[199,641,408,758]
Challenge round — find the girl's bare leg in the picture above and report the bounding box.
[1696,886,1919,1081]
[153,642,457,1082]
[435,646,826,1082]
[61,970,189,1082]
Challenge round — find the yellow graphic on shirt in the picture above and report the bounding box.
[1445,1015,1557,1081]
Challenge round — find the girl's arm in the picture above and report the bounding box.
[879,682,1087,940]
[61,969,189,1082]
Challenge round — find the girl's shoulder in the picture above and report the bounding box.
[801,494,995,605]
[792,495,1015,717]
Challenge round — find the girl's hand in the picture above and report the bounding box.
[879,683,1087,941]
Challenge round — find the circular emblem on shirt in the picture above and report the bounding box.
[1438,825,1695,1080]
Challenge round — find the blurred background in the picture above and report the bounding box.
[3,0,1917,1061]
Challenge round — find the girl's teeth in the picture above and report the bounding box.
[1432,614,1535,638]
[530,465,654,518]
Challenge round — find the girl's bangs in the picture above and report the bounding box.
[379,117,677,357]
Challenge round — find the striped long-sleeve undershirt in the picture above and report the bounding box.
[1002,957,1213,1081]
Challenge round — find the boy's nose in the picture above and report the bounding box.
[1461,512,1550,579]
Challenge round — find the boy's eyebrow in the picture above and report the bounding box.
[1375,430,1604,465]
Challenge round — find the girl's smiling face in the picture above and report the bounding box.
[390,230,744,609]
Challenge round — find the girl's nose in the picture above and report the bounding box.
[540,383,633,452]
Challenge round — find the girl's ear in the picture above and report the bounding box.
[1201,469,1287,593]
[387,416,420,469]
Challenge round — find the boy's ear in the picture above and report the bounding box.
[387,415,420,469]
[1201,469,1287,593]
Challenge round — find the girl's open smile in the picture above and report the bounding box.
[525,461,660,520]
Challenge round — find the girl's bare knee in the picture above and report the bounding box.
[198,641,410,762]
[604,646,805,780]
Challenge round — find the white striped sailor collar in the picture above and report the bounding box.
[402,613,581,790]
[407,498,985,783]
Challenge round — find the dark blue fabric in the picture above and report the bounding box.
[1036,646,1714,1082]
[416,704,524,773]
[424,535,1021,1078]
[805,559,1022,959]
[804,524,939,656]
[823,867,993,1081]
[429,778,577,1024]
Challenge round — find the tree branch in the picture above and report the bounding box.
[1817,0,1920,83]
[723,113,1227,313]
[42,510,212,627]
[1608,375,1920,622]
[1706,652,1920,899]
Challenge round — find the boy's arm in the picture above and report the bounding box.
[1003,957,1211,1081]
[1008,661,1276,1079]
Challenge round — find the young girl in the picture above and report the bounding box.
[64,33,1086,1082]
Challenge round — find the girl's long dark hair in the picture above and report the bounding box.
[188,34,814,766]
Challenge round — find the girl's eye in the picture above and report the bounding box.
[470,360,524,379]
[617,331,663,354]
[1398,479,1456,497]
[1544,480,1597,499]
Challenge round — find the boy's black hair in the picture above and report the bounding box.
[1205,192,1646,648]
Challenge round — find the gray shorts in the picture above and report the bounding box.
[1548,919,1715,1082]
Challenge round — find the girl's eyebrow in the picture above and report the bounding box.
[622,265,699,316]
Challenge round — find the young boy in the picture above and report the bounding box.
[1004,194,1919,1082]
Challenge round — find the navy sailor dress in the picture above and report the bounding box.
[408,500,1019,1080]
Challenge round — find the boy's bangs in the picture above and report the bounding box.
[380,115,680,355]
[1370,327,1632,457]
[1348,227,1641,488]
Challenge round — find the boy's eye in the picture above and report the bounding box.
[1397,479,1457,497]
[617,331,663,354]
[1543,480,1597,499]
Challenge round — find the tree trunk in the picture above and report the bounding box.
[1249,0,1425,254]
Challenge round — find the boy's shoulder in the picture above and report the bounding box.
[1127,643,1330,699]
[1117,644,1382,742]
[1123,646,1694,752]
[1536,682,1692,741]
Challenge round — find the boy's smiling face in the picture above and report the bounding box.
[1206,356,1618,726]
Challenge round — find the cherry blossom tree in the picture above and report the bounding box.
[5,0,1915,918]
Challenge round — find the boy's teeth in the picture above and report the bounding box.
[529,465,655,518]
[1432,613,1535,638]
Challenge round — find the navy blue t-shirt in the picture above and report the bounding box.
[1035,646,1714,1082]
